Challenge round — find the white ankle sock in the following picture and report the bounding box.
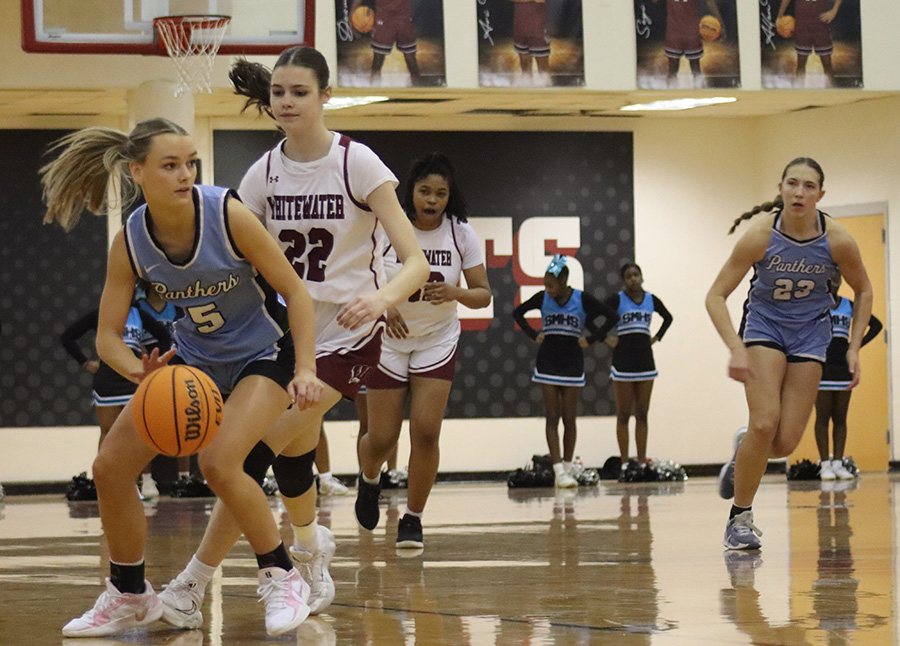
[292,520,319,551]
[185,555,217,586]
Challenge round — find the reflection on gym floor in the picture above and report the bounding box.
[0,475,896,644]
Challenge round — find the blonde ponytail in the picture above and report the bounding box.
[40,118,189,231]
[40,128,129,231]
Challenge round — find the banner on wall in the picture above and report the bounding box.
[634,0,740,89]
[759,0,862,88]
[0,131,108,428]
[477,0,585,87]
[335,0,446,87]
[213,130,634,420]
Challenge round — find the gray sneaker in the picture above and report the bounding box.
[723,510,763,550]
[717,461,735,499]
[718,427,747,499]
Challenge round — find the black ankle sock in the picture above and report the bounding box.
[730,504,751,520]
[255,542,293,572]
[109,561,146,594]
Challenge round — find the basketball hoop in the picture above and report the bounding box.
[154,15,231,95]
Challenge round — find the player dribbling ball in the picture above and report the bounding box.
[132,365,223,457]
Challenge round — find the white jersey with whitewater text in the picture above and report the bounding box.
[384,216,484,338]
[238,132,397,304]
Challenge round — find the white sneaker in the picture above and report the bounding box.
[62,579,163,637]
[290,526,336,615]
[139,477,159,500]
[258,567,310,636]
[832,459,855,481]
[553,463,577,488]
[158,571,205,629]
[318,476,350,497]
[819,460,836,481]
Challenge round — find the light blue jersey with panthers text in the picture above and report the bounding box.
[123,185,286,367]
[743,211,837,324]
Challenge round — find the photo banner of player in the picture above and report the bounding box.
[759,0,862,88]
[477,0,585,88]
[213,130,634,420]
[634,0,740,89]
[334,0,447,87]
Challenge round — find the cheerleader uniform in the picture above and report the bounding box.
[61,307,173,407]
[819,297,882,390]
[513,289,617,387]
[606,290,673,382]
[136,298,181,352]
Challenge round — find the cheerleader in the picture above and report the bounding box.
[605,262,673,478]
[815,268,881,480]
[513,255,617,487]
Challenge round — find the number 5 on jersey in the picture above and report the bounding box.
[187,303,225,333]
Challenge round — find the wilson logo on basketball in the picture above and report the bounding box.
[132,365,223,456]
[183,378,203,441]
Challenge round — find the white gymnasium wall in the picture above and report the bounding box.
[2,0,900,481]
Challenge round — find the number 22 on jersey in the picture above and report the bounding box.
[279,227,335,283]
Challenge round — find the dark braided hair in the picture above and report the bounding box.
[728,157,825,235]
[402,153,469,223]
[229,46,330,120]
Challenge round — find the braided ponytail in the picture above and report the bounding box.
[727,196,784,235]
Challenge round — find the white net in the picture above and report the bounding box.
[154,15,231,95]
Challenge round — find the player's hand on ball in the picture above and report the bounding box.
[536,333,545,345]
[385,308,409,339]
[337,292,388,330]
[132,347,176,382]
[288,367,324,410]
[578,337,589,349]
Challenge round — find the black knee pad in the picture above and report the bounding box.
[243,442,276,486]
[272,450,317,498]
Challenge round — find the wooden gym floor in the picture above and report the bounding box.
[0,474,896,645]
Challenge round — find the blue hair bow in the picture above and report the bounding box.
[546,254,567,277]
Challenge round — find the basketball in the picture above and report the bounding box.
[699,15,721,41]
[132,365,223,457]
[351,6,375,34]
[776,15,795,39]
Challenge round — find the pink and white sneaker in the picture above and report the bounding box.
[257,567,311,636]
[62,578,163,637]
